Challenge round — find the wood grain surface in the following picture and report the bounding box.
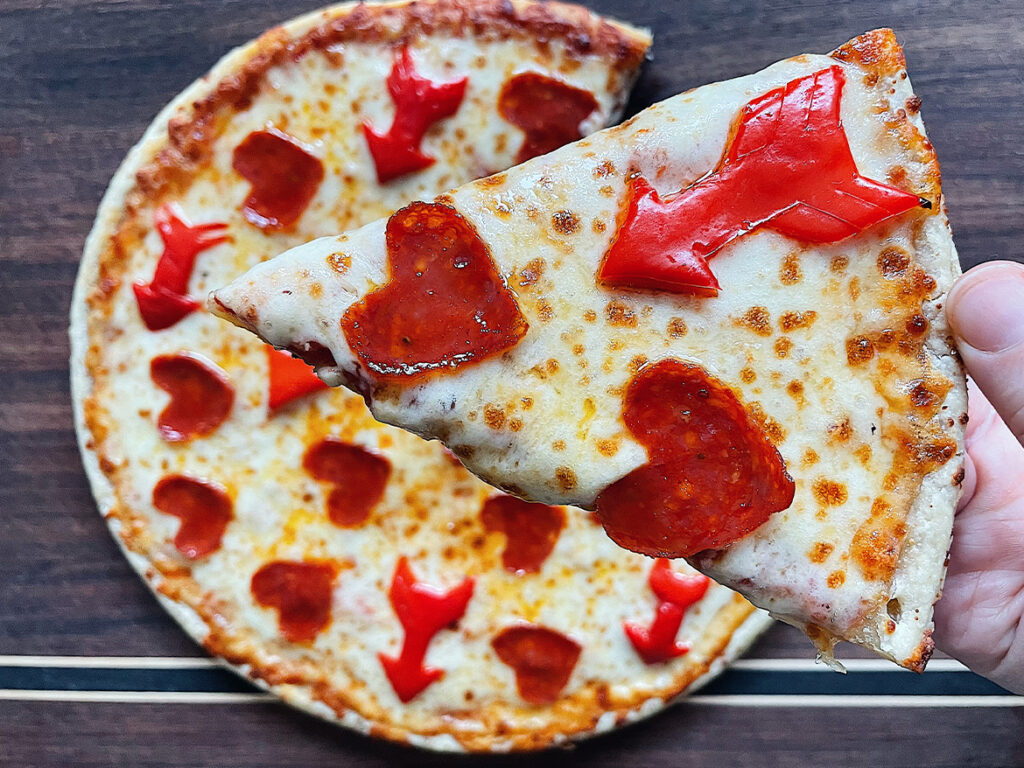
[1,0,1023,765]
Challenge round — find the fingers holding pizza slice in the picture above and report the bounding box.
[211,29,967,673]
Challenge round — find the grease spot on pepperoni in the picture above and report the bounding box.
[596,359,794,558]
[251,560,336,643]
[303,437,391,527]
[491,625,581,705]
[150,352,234,442]
[152,475,232,559]
[341,202,527,380]
[480,495,566,575]
[498,72,598,163]
[232,128,324,230]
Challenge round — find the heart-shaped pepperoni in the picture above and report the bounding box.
[491,625,581,705]
[150,352,234,442]
[341,202,527,380]
[596,359,794,558]
[498,73,598,163]
[232,128,324,230]
[302,437,391,527]
[152,475,233,559]
[251,560,337,643]
[480,495,566,575]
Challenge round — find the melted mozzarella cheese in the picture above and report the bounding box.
[212,32,966,670]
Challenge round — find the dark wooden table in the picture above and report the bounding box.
[2,1,1022,765]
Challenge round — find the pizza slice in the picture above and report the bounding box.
[210,29,967,672]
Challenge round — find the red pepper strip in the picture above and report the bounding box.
[362,47,467,183]
[266,346,328,411]
[378,557,474,702]
[623,559,710,664]
[599,66,923,296]
[133,204,229,330]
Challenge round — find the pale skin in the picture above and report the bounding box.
[933,260,1024,694]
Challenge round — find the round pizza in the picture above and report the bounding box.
[70,0,772,753]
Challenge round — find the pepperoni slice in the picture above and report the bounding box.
[362,46,467,183]
[266,346,328,411]
[150,353,234,442]
[491,625,581,705]
[232,128,324,230]
[498,73,598,163]
[596,359,794,558]
[302,438,391,527]
[250,560,336,643]
[480,495,566,574]
[152,475,233,559]
[341,202,528,380]
[623,559,710,664]
[378,557,474,702]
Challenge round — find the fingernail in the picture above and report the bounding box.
[947,262,1024,353]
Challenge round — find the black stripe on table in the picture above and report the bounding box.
[0,664,1011,697]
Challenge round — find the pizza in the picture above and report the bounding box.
[211,28,968,673]
[70,0,779,753]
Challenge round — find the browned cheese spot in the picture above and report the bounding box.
[878,246,910,278]
[592,218,606,234]
[509,418,523,432]
[905,313,929,337]
[779,310,817,332]
[780,252,802,285]
[537,298,554,322]
[484,404,506,431]
[852,497,907,582]
[552,440,566,452]
[855,444,873,466]
[572,343,585,356]
[812,478,848,506]
[583,309,597,323]
[309,282,323,299]
[597,437,620,457]
[826,570,846,589]
[849,276,861,301]
[740,367,757,384]
[786,380,805,404]
[327,252,351,274]
[847,335,875,365]
[516,258,545,288]
[774,337,793,359]
[905,94,922,114]
[809,541,835,564]
[552,210,580,235]
[555,466,577,491]
[830,255,849,274]
[748,402,786,445]
[521,396,534,410]
[479,173,507,188]
[667,317,688,338]
[827,417,853,443]
[736,306,773,337]
[628,354,648,376]
[802,448,819,467]
[605,300,637,327]
[593,160,616,178]
[888,165,909,188]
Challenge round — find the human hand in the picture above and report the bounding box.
[933,260,1024,694]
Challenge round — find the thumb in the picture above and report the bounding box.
[945,260,1024,446]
